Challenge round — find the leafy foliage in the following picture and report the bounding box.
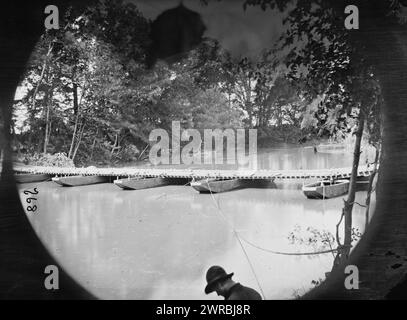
[13,0,383,169]
[23,152,74,167]
[14,1,319,165]
[287,225,336,259]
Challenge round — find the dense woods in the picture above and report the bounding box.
[2,0,407,300]
[12,0,382,168]
[10,0,385,268]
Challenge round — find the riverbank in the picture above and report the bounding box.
[18,180,372,299]
[12,140,353,169]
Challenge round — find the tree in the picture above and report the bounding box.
[1,0,406,299]
[13,0,153,165]
[188,39,307,144]
[241,0,406,298]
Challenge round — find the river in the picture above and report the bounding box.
[17,145,376,299]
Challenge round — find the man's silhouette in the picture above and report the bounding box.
[204,266,262,300]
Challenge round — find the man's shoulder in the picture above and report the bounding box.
[228,283,262,300]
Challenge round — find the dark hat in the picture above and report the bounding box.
[204,266,234,294]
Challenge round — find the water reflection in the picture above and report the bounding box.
[118,144,375,171]
[19,180,371,299]
[16,146,375,299]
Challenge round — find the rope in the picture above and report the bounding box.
[204,178,341,298]
[206,179,267,300]
[205,180,338,256]
[239,237,338,256]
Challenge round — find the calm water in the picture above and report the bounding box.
[18,146,375,299]
[127,143,374,171]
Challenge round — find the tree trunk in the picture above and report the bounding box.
[31,43,53,111]
[48,120,52,144]
[72,66,79,116]
[68,79,86,158]
[43,92,52,154]
[42,65,53,154]
[365,145,380,230]
[89,128,99,161]
[341,111,365,262]
[110,133,120,159]
[68,111,79,159]
[303,15,407,300]
[72,123,85,162]
[0,3,96,299]
[73,82,79,116]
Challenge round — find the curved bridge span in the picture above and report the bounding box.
[13,165,374,180]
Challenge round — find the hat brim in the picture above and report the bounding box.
[204,272,234,294]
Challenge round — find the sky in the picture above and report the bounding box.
[132,0,286,60]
